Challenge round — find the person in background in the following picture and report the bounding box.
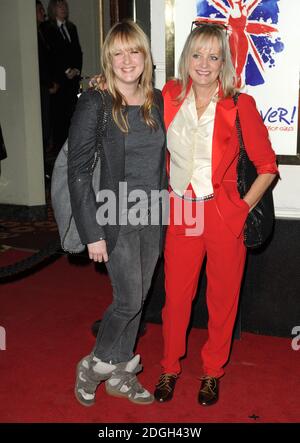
[36,0,59,176]
[45,0,82,153]
[68,20,167,407]
[153,22,278,406]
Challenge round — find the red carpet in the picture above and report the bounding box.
[0,249,299,423]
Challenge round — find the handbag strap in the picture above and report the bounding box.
[91,90,110,172]
[232,93,246,153]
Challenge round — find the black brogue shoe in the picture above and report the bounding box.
[198,375,219,406]
[154,373,178,403]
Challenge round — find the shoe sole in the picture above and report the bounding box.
[105,384,154,405]
[154,394,174,403]
[74,385,95,407]
[198,398,218,406]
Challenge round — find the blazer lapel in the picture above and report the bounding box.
[163,79,192,130]
[212,96,237,181]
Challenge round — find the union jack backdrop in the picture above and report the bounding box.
[196,0,284,87]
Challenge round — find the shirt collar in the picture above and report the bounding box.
[57,19,66,27]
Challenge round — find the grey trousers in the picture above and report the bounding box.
[93,225,160,363]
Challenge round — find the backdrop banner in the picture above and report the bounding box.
[174,0,300,156]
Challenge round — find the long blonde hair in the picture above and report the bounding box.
[178,23,237,101]
[101,20,156,132]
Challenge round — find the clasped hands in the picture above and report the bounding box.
[65,68,80,80]
[49,82,60,94]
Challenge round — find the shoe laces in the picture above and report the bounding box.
[156,373,177,392]
[199,375,217,394]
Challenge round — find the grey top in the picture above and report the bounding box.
[120,105,165,229]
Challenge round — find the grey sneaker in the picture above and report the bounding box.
[75,354,116,406]
[105,355,154,405]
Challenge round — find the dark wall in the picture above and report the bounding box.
[241,219,300,337]
[135,0,151,39]
[144,219,300,338]
[118,0,134,21]
[103,0,150,40]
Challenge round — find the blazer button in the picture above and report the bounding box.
[214,183,220,189]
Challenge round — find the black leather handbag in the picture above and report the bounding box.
[234,94,275,248]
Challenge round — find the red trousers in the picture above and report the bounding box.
[161,195,247,378]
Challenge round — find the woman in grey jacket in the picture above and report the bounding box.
[68,20,167,406]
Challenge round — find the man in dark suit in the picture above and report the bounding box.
[36,0,59,176]
[45,0,83,153]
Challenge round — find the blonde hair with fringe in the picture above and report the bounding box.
[178,24,237,101]
[101,20,156,133]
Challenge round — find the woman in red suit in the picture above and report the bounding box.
[153,23,278,406]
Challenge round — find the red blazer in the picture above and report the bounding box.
[162,79,278,238]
